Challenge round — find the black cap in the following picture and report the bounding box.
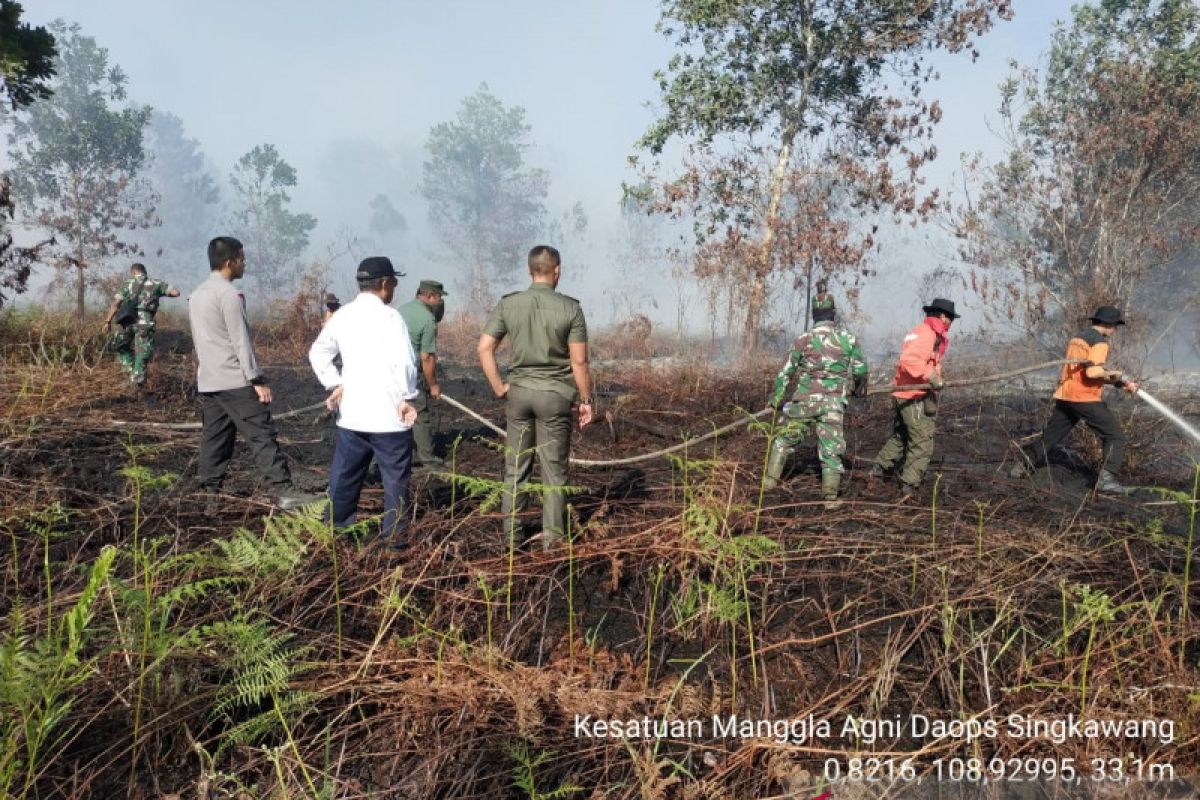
[923,298,960,320]
[1089,305,1125,326]
[356,256,404,281]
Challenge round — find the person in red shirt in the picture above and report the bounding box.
[1010,306,1139,493]
[868,298,959,500]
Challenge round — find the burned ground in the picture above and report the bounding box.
[2,324,1199,799]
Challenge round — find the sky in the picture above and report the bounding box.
[17,0,1078,338]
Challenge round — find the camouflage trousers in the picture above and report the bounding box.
[111,324,155,381]
[771,405,846,474]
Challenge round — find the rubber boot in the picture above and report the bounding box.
[864,465,885,494]
[821,471,842,510]
[1008,446,1034,479]
[763,448,788,490]
[1095,469,1130,495]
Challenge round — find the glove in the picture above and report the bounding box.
[851,374,868,398]
[927,373,944,390]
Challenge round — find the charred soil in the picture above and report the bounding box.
[2,325,1199,799]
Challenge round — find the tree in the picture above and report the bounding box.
[638,0,1012,350]
[421,83,548,308]
[0,0,55,111]
[0,1,55,308]
[368,193,406,239]
[228,143,317,296]
[955,0,1200,344]
[7,20,155,316]
[140,111,219,287]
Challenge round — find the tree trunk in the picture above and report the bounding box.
[74,172,86,317]
[76,263,85,317]
[804,257,814,331]
[743,134,795,352]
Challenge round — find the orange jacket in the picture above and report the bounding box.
[891,320,946,400]
[1053,329,1109,403]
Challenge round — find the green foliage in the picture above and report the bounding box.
[6,20,156,316]
[443,471,505,513]
[216,508,315,577]
[643,0,1002,153]
[638,0,1010,348]
[0,1,56,112]
[228,143,317,295]
[957,0,1200,332]
[508,742,582,800]
[209,618,316,756]
[0,546,115,798]
[420,83,549,305]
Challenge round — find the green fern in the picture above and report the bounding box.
[212,619,312,715]
[208,618,316,756]
[443,472,506,513]
[218,690,318,755]
[216,511,314,576]
[508,741,582,800]
[0,545,116,798]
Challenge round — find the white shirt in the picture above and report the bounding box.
[308,293,419,433]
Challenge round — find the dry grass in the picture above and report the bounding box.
[1,313,1198,799]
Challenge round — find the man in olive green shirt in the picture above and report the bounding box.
[477,245,594,549]
[398,279,447,466]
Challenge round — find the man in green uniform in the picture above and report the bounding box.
[766,301,868,506]
[398,279,447,467]
[103,262,180,386]
[477,245,594,549]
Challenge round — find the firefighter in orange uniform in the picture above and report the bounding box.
[868,298,959,500]
[1010,306,1138,493]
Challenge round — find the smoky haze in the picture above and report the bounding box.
[14,0,1086,346]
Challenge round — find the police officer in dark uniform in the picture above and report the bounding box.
[477,245,594,549]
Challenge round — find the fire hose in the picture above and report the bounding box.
[443,358,1083,468]
[109,359,1082,468]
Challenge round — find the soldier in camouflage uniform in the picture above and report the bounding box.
[812,279,834,316]
[766,301,868,505]
[104,263,180,385]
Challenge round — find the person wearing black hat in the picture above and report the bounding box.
[1010,306,1139,493]
[398,279,447,467]
[309,256,421,546]
[868,298,960,500]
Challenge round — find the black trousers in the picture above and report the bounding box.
[197,386,291,490]
[1025,399,1126,472]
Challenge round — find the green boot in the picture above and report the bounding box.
[763,448,789,489]
[821,471,842,509]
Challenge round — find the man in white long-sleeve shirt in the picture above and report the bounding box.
[309,257,419,545]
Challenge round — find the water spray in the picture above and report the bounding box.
[1119,380,1200,447]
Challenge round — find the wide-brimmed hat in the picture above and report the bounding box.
[1089,306,1125,326]
[922,298,960,320]
[355,256,404,281]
